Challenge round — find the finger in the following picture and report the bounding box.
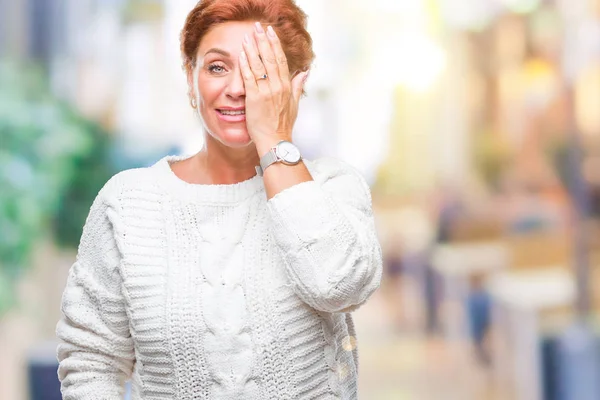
[242,32,269,91]
[239,50,258,93]
[254,22,282,96]
[266,25,290,83]
[291,70,309,104]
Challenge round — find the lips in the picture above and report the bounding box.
[215,108,246,122]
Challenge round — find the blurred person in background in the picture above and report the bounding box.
[54,0,382,399]
[381,245,405,331]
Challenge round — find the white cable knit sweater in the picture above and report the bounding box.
[56,154,382,400]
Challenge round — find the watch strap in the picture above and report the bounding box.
[256,148,279,176]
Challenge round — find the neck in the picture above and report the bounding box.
[194,134,260,185]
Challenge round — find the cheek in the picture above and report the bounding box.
[197,77,224,106]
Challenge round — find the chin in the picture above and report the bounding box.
[207,127,253,148]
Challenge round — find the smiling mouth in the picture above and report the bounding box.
[217,109,245,115]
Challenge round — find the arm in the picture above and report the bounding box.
[238,23,381,311]
[267,158,383,313]
[56,180,134,399]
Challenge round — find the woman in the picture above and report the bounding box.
[56,0,382,398]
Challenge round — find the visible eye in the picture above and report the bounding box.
[207,63,227,75]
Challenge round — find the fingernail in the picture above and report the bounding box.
[244,33,250,44]
[267,26,276,38]
[255,22,264,33]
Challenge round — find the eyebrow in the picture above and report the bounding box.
[203,48,231,58]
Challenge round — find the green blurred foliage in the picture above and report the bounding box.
[0,61,116,315]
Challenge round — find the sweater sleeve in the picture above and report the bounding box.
[56,179,134,400]
[266,158,383,313]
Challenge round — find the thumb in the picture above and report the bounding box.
[291,70,309,103]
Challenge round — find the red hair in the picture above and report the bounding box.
[180,0,314,77]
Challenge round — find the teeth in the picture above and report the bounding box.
[220,110,245,115]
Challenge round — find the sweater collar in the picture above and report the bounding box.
[153,154,265,204]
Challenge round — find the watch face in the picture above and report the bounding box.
[276,141,301,164]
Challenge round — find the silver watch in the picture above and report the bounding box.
[255,140,302,176]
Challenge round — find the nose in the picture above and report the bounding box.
[225,68,245,99]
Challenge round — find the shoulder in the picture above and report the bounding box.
[95,158,167,207]
[305,157,370,187]
[304,156,363,179]
[304,157,372,201]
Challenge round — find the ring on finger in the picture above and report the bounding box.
[256,73,268,80]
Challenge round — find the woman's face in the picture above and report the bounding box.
[190,21,258,148]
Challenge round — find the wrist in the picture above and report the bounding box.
[254,135,292,157]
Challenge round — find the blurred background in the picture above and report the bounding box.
[2,0,600,399]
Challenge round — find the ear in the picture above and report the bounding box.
[291,70,309,104]
[186,68,196,98]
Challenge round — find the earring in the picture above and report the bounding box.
[190,97,197,109]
